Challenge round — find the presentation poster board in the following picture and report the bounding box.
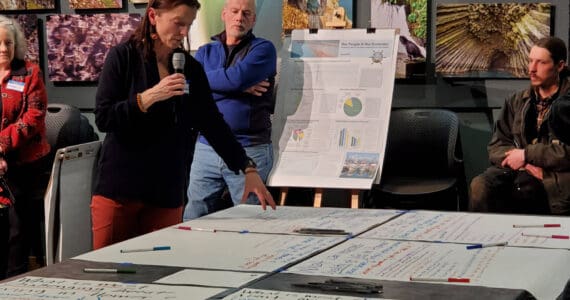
[268,28,399,189]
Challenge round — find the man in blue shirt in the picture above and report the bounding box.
[184,0,277,219]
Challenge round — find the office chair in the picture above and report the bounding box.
[45,103,98,155]
[367,109,467,211]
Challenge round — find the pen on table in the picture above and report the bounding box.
[513,224,561,228]
[293,228,349,235]
[409,277,470,283]
[521,233,570,239]
[83,268,136,274]
[120,246,171,253]
[293,281,382,294]
[176,226,216,233]
[466,241,508,250]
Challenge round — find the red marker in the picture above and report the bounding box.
[522,233,569,239]
[409,277,470,283]
[176,226,216,232]
[513,224,561,228]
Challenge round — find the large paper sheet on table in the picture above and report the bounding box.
[0,276,225,299]
[223,288,387,299]
[183,204,402,234]
[268,29,399,189]
[155,269,265,288]
[361,210,570,249]
[75,229,345,272]
[286,238,570,300]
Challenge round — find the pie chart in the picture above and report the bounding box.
[343,97,362,117]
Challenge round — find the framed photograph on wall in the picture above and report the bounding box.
[0,0,55,10]
[46,14,141,82]
[282,0,354,35]
[9,14,40,66]
[69,0,122,9]
[370,0,427,79]
[436,3,552,78]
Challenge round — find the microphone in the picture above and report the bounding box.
[172,52,185,74]
[171,52,185,124]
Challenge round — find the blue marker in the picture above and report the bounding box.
[120,246,171,253]
[239,230,250,234]
[466,242,507,250]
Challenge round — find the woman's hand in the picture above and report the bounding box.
[139,74,186,110]
[241,171,276,211]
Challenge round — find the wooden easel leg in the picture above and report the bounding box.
[279,187,288,206]
[350,190,359,208]
[313,188,323,207]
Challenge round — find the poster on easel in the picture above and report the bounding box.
[268,29,399,189]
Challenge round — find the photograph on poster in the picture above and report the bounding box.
[46,14,141,82]
[370,0,427,79]
[9,15,40,66]
[436,3,551,78]
[0,0,54,10]
[282,0,353,34]
[70,0,122,9]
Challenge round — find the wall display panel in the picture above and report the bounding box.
[9,14,40,66]
[187,0,225,50]
[436,3,551,78]
[46,14,141,82]
[282,0,353,35]
[0,0,54,10]
[69,0,122,9]
[370,0,427,79]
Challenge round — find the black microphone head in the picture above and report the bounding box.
[172,52,185,73]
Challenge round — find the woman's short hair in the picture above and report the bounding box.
[0,15,27,60]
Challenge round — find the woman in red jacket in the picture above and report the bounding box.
[0,15,50,278]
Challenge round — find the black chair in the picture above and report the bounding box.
[45,103,98,155]
[366,109,467,211]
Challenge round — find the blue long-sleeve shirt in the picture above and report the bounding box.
[195,30,277,146]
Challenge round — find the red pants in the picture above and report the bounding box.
[91,195,183,250]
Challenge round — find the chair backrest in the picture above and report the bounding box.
[44,140,101,265]
[45,103,98,154]
[382,109,461,177]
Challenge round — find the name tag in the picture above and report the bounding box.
[184,80,190,94]
[6,80,24,92]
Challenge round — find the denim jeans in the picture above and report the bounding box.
[184,141,273,220]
